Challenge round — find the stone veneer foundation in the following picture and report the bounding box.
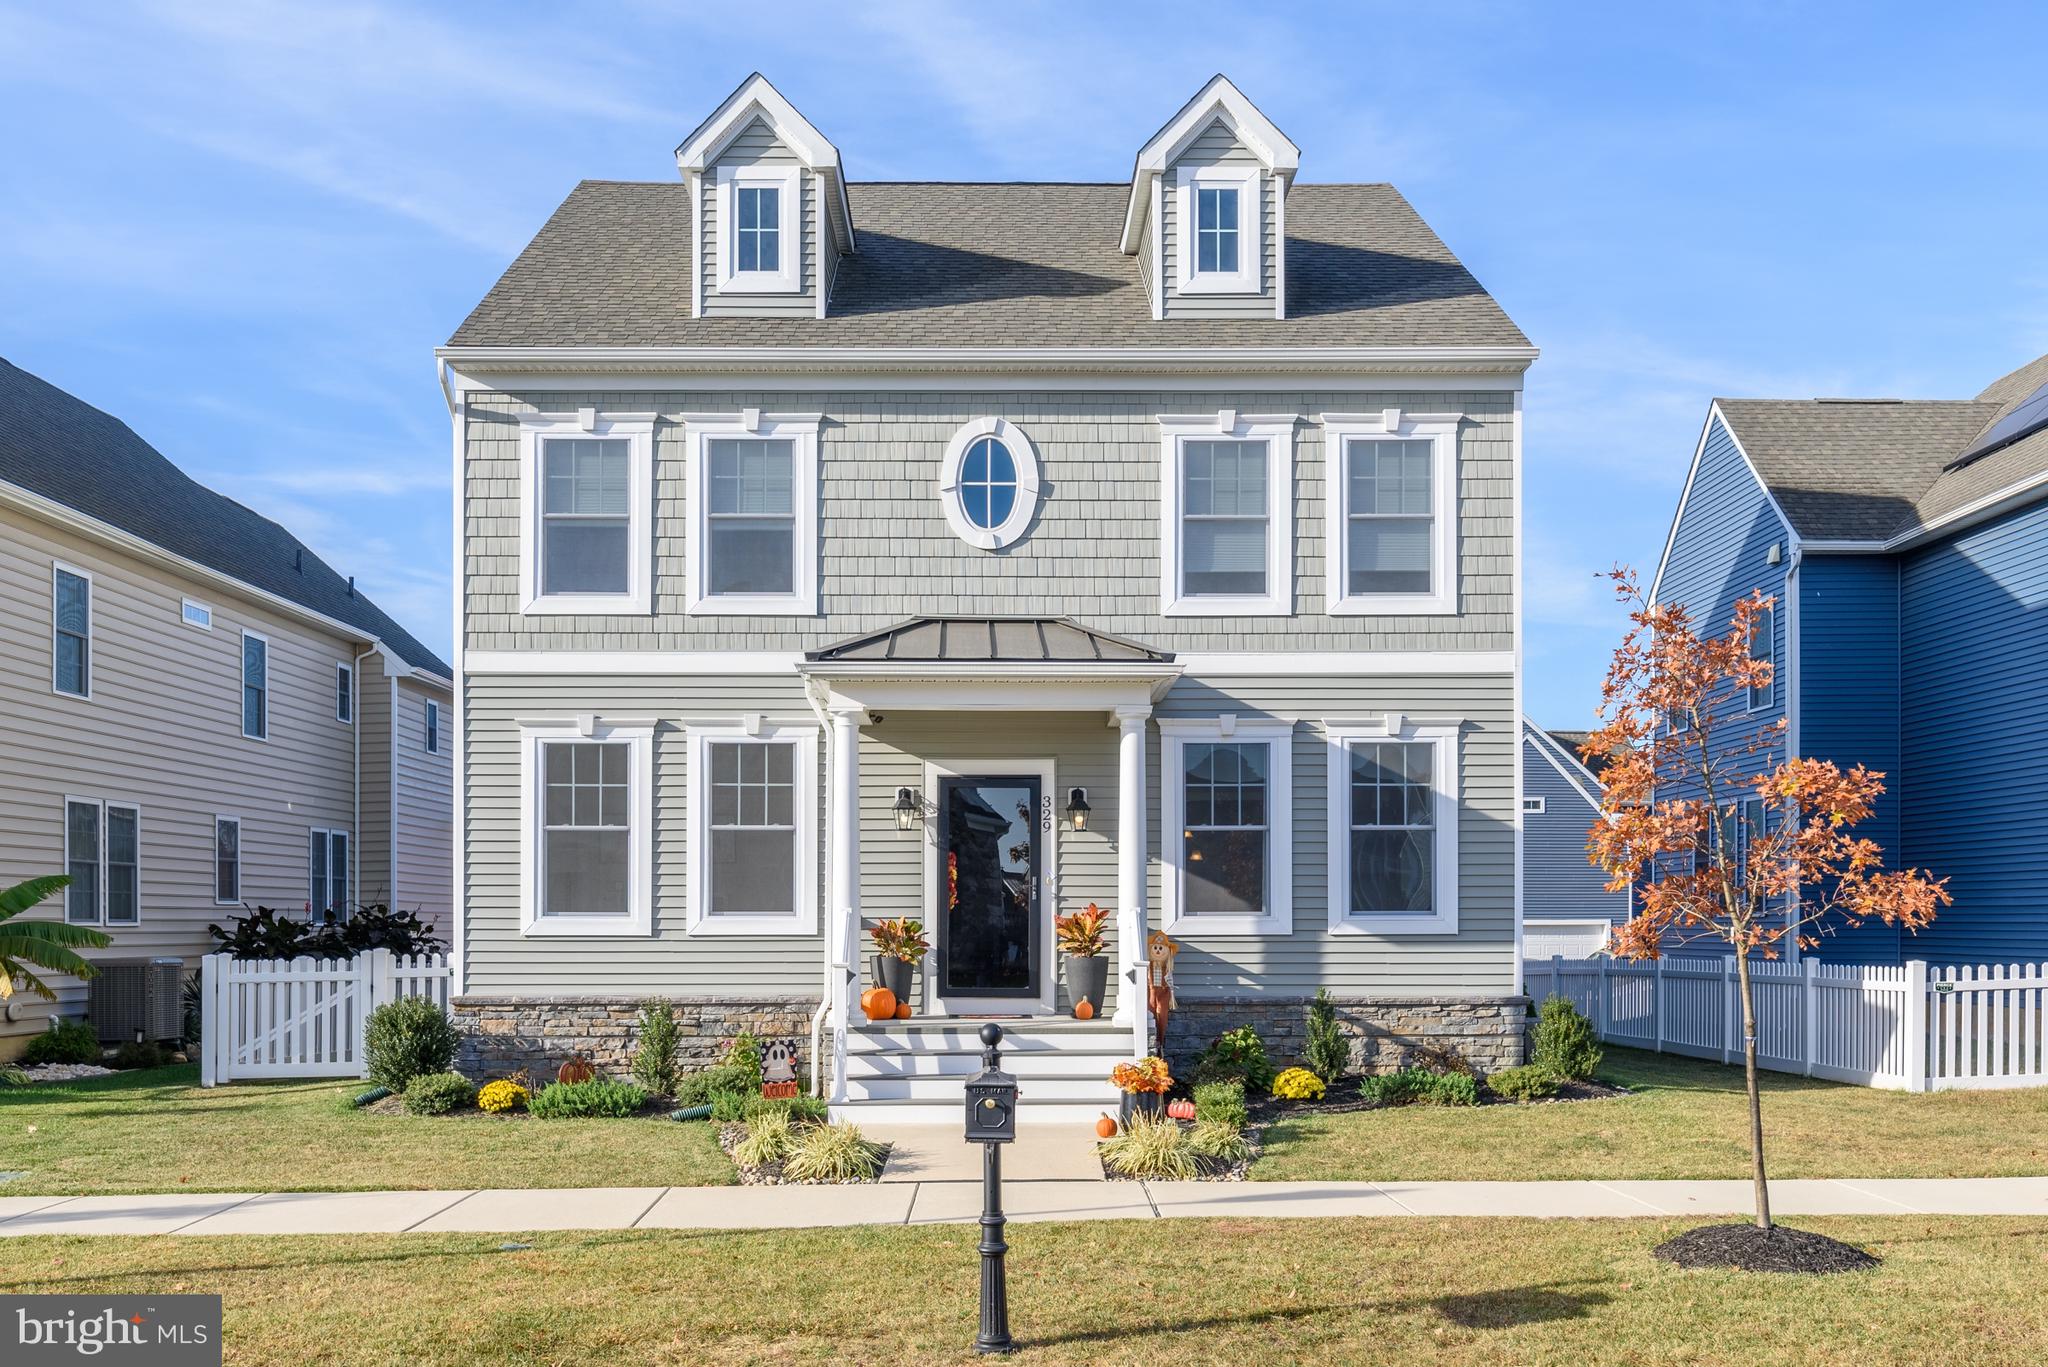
[1162,995,1530,1076]
[452,996,819,1078]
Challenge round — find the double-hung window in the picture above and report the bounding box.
[1175,165,1260,294]
[241,631,268,740]
[685,414,819,615]
[519,412,655,615]
[519,718,655,936]
[1158,415,1295,616]
[425,700,441,754]
[335,662,353,723]
[1747,603,1775,710]
[686,723,819,935]
[1322,412,1460,615]
[52,563,91,698]
[716,165,802,293]
[1326,721,1461,935]
[64,797,141,926]
[214,816,241,905]
[309,828,348,922]
[1160,719,1294,935]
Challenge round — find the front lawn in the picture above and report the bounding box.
[0,1065,734,1195]
[1253,1046,2048,1181]
[7,1216,2047,1364]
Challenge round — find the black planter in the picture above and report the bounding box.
[873,953,913,1003]
[1120,1090,1165,1123]
[1062,955,1108,1016]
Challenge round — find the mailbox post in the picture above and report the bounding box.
[964,1022,1017,1354]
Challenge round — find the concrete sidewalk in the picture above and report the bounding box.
[3,1177,2045,1237]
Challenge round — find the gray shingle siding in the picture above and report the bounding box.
[461,386,1514,654]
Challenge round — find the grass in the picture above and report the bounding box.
[1254,1046,2048,1181]
[0,1064,734,1195]
[5,1217,2046,1364]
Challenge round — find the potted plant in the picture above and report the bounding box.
[1111,1055,1174,1122]
[869,917,929,1006]
[1055,903,1110,1017]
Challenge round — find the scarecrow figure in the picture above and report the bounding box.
[1145,930,1180,1049]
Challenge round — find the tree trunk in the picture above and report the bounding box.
[1734,952,1772,1232]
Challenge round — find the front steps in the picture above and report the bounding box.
[832,1017,1134,1125]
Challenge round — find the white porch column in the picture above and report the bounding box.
[1112,705,1150,1033]
[826,702,864,1101]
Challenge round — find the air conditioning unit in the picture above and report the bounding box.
[89,958,185,1043]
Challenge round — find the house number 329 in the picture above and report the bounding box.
[1041,796,1052,831]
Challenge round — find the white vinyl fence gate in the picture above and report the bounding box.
[200,951,450,1086]
[1526,956,2048,1092]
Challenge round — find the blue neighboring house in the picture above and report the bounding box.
[1521,720,1629,957]
[1650,351,2048,965]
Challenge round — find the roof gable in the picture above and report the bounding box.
[1122,74,1300,254]
[675,72,854,254]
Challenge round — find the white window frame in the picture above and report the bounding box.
[1522,795,1546,815]
[1747,603,1775,711]
[309,826,349,923]
[1174,164,1261,295]
[1325,718,1462,936]
[181,598,213,630]
[518,410,656,617]
[685,720,819,937]
[51,561,92,700]
[424,699,441,754]
[62,796,142,927]
[715,164,802,294]
[938,417,1043,551]
[1157,413,1296,617]
[214,814,242,907]
[1321,411,1461,616]
[240,629,269,741]
[335,662,354,724]
[683,411,821,616]
[1160,717,1294,936]
[517,717,657,937]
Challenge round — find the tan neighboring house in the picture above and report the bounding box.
[0,357,452,1059]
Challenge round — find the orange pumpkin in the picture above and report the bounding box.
[1166,1098,1197,1121]
[861,986,898,1021]
[895,1002,912,1019]
[1073,999,1095,1021]
[1095,1113,1118,1139]
[557,1055,594,1085]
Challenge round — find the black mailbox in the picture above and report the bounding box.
[964,1022,1018,1144]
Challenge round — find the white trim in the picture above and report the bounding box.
[518,411,656,616]
[451,369,1530,397]
[1157,413,1297,617]
[1272,179,1287,321]
[335,661,354,724]
[674,73,853,248]
[1510,387,1525,995]
[937,417,1043,550]
[240,629,270,741]
[1521,722,1606,814]
[1650,403,1800,605]
[1159,718,1294,937]
[806,673,1174,715]
[517,717,657,937]
[1802,467,2048,553]
[1320,411,1462,616]
[1122,74,1300,254]
[62,794,101,925]
[307,825,350,923]
[922,757,1059,1016]
[213,814,242,907]
[1175,650,1512,676]
[685,721,819,937]
[180,598,213,631]
[1522,795,1547,814]
[458,648,1517,678]
[50,559,92,700]
[1148,176,1164,321]
[1174,164,1261,296]
[1324,718,1461,936]
[465,650,804,675]
[446,378,467,996]
[683,412,820,616]
[688,169,704,318]
[714,163,803,295]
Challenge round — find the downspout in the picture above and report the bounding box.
[439,356,467,997]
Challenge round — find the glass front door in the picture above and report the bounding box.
[937,775,1041,1002]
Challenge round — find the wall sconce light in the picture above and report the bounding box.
[893,787,921,831]
[1065,787,1091,831]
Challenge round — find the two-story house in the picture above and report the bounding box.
[1650,351,2048,966]
[0,358,454,1059]
[441,74,1536,1119]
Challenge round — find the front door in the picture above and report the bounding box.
[935,774,1043,1010]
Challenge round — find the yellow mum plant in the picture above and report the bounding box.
[1271,1067,1326,1102]
[477,1079,530,1114]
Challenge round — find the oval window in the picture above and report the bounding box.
[960,437,1018,530]
[939,419,1041,550]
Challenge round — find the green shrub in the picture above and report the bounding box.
[1191,1079,1248,1129]
[672,1062,754,1108]
[722,1033,764,1089]
[1193,1024,1274,1094]
[1424,1071,1479,1107]
[1187,1119,1251,1162]
[403,1071,476,1116]
[0,1065,30,1088]
[1100,1115,1201,1180]
[781,1121,886,1182]
[1486,1064,1561,1102]
[363,997,458,1093]
[1305,987,1349,1082]
[1361,1068,1432,1106]
[709,1088,752,1123]
[528,1078,648,1119]
[1531,995,1603,1082]
[112,1040,166,1070]
[733,1109,797,1168]
[745,1092,829,1124]
[23,1020,99,1066]
[630,1000,681,1097]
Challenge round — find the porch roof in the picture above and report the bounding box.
[804,616,1172,665]
[800,617,1178,712]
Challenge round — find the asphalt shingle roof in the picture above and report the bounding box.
[447,181,1528,350]
[0,358,450,677]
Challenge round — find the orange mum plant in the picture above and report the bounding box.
[1583,567,1949,1231]
[1110,1056,1174,1095]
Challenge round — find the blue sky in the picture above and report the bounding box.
[3,2,2042,724]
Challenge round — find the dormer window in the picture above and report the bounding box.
[1175,164,1261,295]
[735,184,781,273]
[716,165,801,294]
[1195,185,1240,274]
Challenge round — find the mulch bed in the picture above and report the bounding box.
[1654,1222,1881,1274]
[1245,1075,1628,1124]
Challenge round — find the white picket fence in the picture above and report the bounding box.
[199,950,451,1086]
[1526,955,2048,1092]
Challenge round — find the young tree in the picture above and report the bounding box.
[1,875,110,1000]
[1582,569,1949,1233]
